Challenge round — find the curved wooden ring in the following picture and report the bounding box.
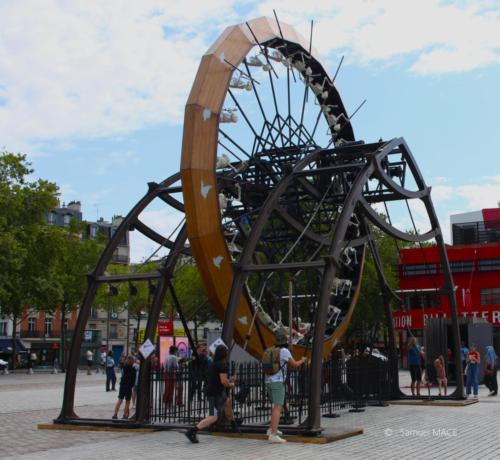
[181,17,356,360]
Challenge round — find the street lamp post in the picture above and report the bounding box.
[107,285,119,353]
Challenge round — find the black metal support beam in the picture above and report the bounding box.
[135,225,188,423]
[56,174,184,423]
[95,272,163,283]
[241,260,325,272]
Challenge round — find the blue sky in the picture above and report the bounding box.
[1,0,499,261]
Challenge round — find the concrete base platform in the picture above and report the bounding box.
[388,399,478,407]
[38,424,157,433]
[209,427,363,444]
[39,423,363,444]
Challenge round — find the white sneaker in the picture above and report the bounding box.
[268,434,286,444]
[473,395,478,399]
[266,429,283,436]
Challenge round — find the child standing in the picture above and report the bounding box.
[112,355,136,420]
[434,355,447,396]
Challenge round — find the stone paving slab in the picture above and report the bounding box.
[1,371,499,459]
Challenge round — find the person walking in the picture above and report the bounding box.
[112,355,137,420]
[100,350,106,374]
[407,337,424,396]
[184,344,238,443]
[465,344,480,399]
[86,349,93,375]
[264,332,307,444]
[26,350,33,375]
[434,355,448,396]
[27,350,37,375]
[484,345,498,396]
[106,350,117,392]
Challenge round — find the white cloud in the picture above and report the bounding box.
[483,174,500,182]
[430,179,500,242]
[253,0,500,74]
[0,0,240,150]
[455,183,500,210]
[1,0,500,153]
[431,185,455,202]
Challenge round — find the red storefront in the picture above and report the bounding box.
[394,242,500,354]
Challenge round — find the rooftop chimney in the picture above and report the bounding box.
[67,201,81,212]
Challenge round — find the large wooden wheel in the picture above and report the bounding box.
[181,17,365,360]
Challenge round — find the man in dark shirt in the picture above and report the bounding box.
[189,345,208,401]
[112,355,137,420]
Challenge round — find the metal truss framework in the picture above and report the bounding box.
[57,17,464,434]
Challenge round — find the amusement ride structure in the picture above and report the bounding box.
[58,16,464,433]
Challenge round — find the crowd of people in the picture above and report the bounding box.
[184,331,307,444]
[406,337,498,399]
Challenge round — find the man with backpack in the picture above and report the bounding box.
[263,331,307,444]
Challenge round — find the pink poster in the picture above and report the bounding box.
[159,336,174,367]
[175,337,191,360]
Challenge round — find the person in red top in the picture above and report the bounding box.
[465,345,480,399]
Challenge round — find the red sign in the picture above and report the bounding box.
[158,319,173,336]
[393,307,500,330]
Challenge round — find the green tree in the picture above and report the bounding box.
[170,262,215,344]
[48,220,104,369]
[346,225,407,347]
[0,151,59,369]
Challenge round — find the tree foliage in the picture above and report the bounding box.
[346,225,408,345]
[0,152,60,318]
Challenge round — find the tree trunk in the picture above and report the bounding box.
[11,311,17,371]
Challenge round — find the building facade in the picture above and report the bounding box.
[46,201,130,265]
[394,206,500,354]
[18,309,79,365]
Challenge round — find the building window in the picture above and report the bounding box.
[0,322,7,336]
[90,307,98,319]
[479,259,500,271]
[449,260,473,273]
[404,292,439,310]
[48,212,57,224]
[480,288,500,306]
[110,324,118,339]
[44,318,52,336]
[402,264,438,276]
[63,214,71,226]
[28,318,36,332]
[90,226,98,238]
[63,319,69,331]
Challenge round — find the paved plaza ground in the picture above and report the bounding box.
[0,370,499,460]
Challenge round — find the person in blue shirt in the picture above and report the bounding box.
[461,342,469,377]
[106,350,117,392]
[407,337,424,396]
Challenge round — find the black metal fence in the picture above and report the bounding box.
[147,355,392,426]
